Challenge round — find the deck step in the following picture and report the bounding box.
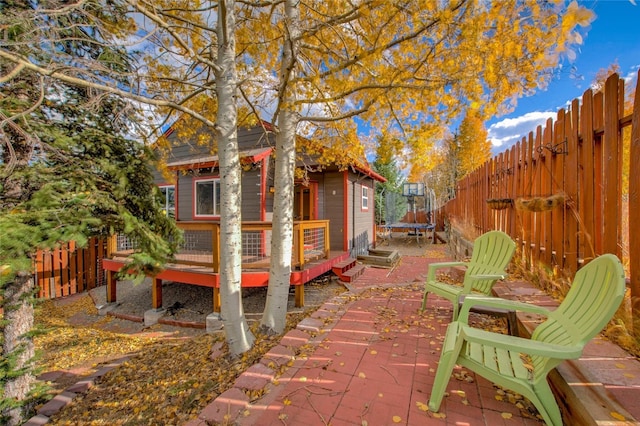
[332,258,357,276]
[340,264,365,283]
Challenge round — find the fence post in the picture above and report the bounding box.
[603,74,622,258]
[629,70,640,336]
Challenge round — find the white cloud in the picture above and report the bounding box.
[487,111,556,153]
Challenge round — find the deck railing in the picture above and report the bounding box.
[108,220,330,272]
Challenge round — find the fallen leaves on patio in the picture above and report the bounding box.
[34,295,313,425]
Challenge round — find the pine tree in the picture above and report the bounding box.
[0,4,181,419]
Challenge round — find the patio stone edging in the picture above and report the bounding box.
[495,281,640,424]
[23,356,134,426]
[185,291,355,426]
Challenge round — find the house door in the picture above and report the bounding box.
[294,182,317,220]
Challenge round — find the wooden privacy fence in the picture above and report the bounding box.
[33,237,107,299]
[442,72,639,316]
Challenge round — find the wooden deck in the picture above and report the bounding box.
[102,220,353,313]
[102,250,349,313]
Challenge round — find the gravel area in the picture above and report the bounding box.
[89,274,344,325]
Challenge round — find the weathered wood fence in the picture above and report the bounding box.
[33,238,107,299]
[442,71,640,326]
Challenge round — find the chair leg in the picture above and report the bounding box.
[428,322,464,411]
[530,381,563,426]
[451,299,460,321]
[421,289,430,312]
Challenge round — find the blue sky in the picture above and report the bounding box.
[487,0,640,154]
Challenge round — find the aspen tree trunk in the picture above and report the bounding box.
[215,0,254,355]
[1,273,36,426]
[261,0,300,334]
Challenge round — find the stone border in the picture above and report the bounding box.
[184,293,354,425]
[25,357,133,426]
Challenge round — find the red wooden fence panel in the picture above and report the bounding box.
[33,238,107,299]
[440,71,636,317]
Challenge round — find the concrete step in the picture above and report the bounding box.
[340,264,365,283]
[332,258,357,276]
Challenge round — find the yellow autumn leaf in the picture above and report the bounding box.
[416,401,429,412]
[501,412,513,419]
[392,415,402,423]
[432,412,446,419]
[610,411,626,421]
[358,372,366,379]
[283,398,292,406]
[299,376,307,382]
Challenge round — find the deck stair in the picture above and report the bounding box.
[332,258,365,283]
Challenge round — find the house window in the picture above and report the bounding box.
[195,178,221,217]
[159,185,175,219]
[362,185,369,211]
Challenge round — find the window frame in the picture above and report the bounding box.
[158,184,176,219]
[361,185,369,211]
[193,177,221,219]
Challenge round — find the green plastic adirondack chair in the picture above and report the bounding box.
[421,230,516,320]
[427,253,626,426]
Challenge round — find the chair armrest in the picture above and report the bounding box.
[460,324,582,359]
[458,295,552,324]
[467,273,506,281]
[427,261,466,282]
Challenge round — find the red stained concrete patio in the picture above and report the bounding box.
[187,245,640,425]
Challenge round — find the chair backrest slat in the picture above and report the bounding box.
[463,231,516,294]
[530,254,626,378]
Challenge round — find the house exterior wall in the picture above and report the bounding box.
[155,126,275,221]
[346,171,376,255]
[153,124,381,254]
[319,172,344,251]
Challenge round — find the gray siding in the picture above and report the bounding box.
[155,126,276,221]
[347,172,376,255]
[323,172,345,251]
[159,125,275,166]
[241,169,263,221]
[177,173,192,221]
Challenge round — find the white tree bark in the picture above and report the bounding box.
[2,273,36,426]
[261,0,300,334]
[215,0,254,355]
